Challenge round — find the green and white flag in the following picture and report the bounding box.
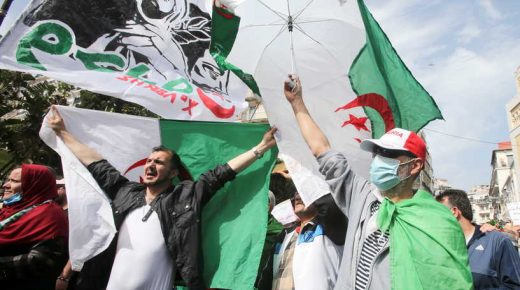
[1,1,255,121]
[344,0,443,138]
[228,0,443,205]
[40,105,277,289]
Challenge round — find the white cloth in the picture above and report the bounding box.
[107,205,173,290]
[271,199,299,225]
[39,105,161,270]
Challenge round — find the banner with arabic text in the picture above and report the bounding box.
[0,0,252,121]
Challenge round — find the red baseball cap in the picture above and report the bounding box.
[360,128,426,160]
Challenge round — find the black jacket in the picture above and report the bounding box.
[74,159,236,290]
[0,238,68,290]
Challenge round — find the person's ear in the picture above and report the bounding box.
[170,169,179,179]
[410,159,424,175]
[451,207,461,219]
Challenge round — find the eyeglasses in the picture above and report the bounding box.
[373,147,416,159]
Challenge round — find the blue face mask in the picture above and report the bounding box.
[1,192,22,205]
[369,155,413,192]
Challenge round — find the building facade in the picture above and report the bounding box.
[468,185,492,224]
[506,66,520,202]
[489,142,517,220]
[433,178,452,195]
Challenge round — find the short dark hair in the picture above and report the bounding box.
[152,145,181,171]
[269,173,296,204]
[436,189,473,221]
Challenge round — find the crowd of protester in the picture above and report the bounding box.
[1,78,520,290]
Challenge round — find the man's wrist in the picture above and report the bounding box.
[253,147,264,159]
[54,129,66,138]
[57,275,69,282]
[290,98,306,110]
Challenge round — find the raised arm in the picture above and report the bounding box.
[227,127,277,173]
[284,76,331,157]
[196,127,277,206]
[47,106,102,166]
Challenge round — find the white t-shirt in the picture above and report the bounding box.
[292,224,343,290]
[107,204,173,290]
[273,224,343,290]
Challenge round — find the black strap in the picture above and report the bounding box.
[142,195,163,222]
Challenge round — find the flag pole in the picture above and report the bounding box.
[0,0,15,28]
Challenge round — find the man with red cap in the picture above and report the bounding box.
[284,76,472,290]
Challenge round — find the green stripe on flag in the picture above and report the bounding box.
[160,120,277,289]
[350,0,444,138]
[210,6,261,96]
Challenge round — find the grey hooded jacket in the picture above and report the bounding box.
[317,150,390,290]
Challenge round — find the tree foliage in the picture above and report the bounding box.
[0,69,156,180]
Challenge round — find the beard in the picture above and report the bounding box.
[143,174,172,187]
[383,162,415,198]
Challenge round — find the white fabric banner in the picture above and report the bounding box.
[1,0,248,121]
[39,106,160,270]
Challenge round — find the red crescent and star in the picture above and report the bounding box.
[336,93,396,141]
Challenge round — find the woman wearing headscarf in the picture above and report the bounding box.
[0,164,68,290]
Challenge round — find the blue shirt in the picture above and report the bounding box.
[467,225,520,289]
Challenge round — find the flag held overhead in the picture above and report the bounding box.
[348,0,444,138]
[0,0,254,121]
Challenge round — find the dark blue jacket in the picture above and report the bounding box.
[468,225,520,289]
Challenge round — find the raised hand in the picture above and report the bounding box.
[260,127,278,150]
[47,106,67,135]
[283,74,302,103]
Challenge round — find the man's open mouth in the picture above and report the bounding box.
[146,169,157,178]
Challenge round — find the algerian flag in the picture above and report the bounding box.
[40,106,277,289]
[377,190,473,289]
[345,0,443,138]
[1,1,254,121]
[228,0,443,205]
